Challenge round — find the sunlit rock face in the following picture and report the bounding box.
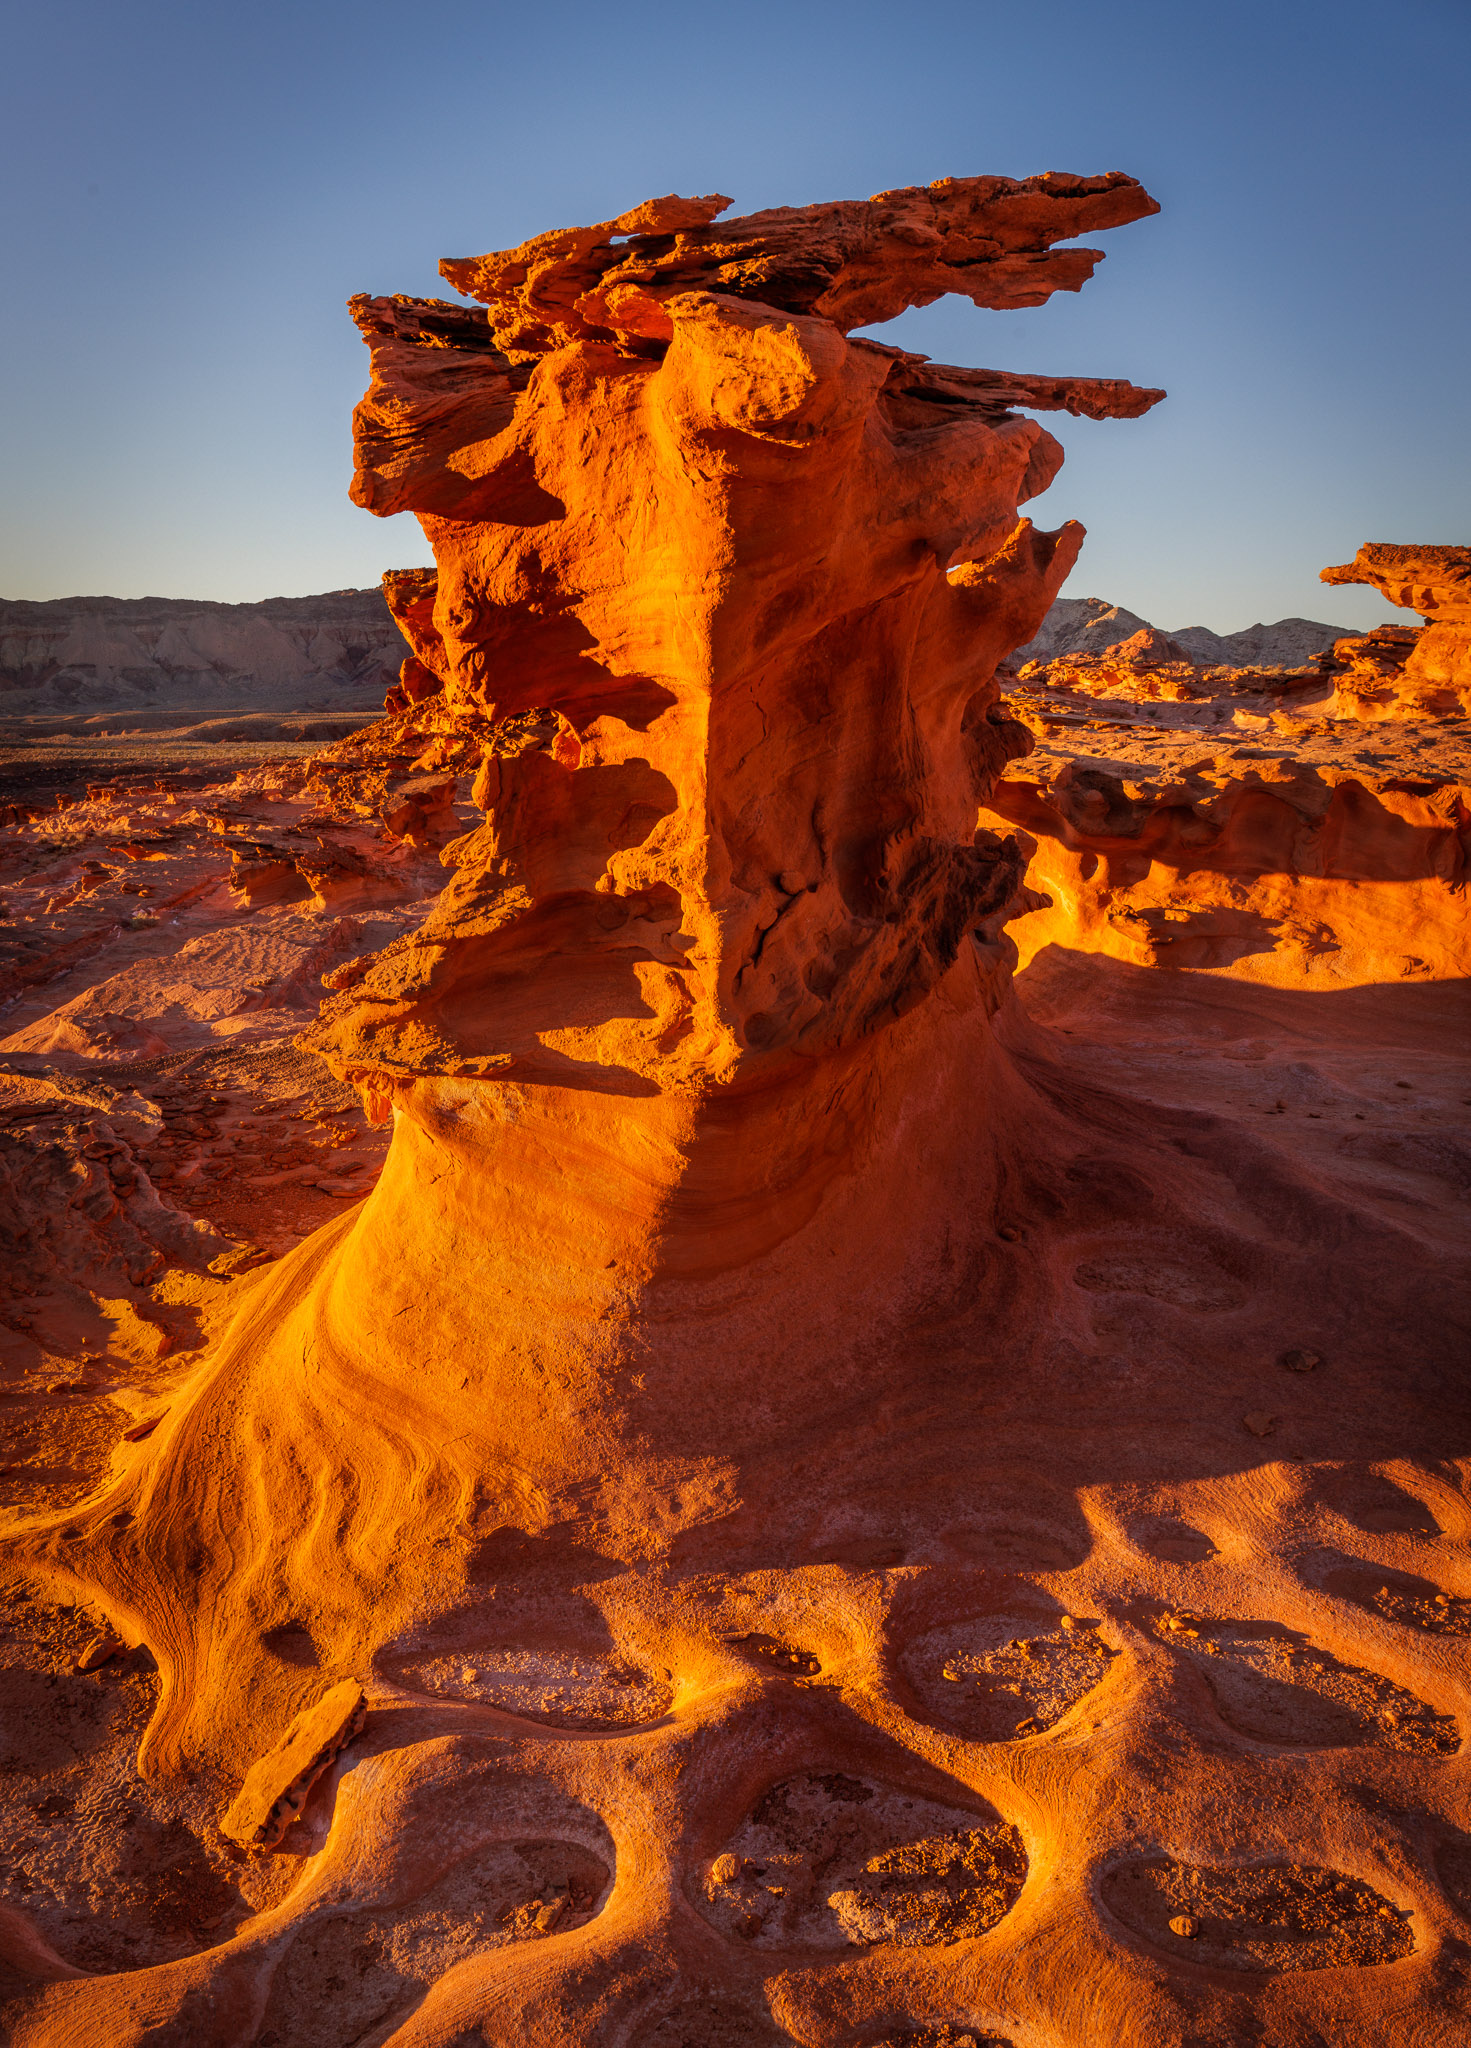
[1321,544,1471,717]
[323,176,1164,1103]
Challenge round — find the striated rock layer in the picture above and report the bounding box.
[0,592,412,719]
[3,185,1469,2048]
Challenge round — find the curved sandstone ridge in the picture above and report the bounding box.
[3,181,1470,2048]
[984,753,1470,983]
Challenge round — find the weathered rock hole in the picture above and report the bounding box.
[942,1520,1090,1572]
[1312,1469,1443,1536]
[1132,1518,1216,1563]
[256,1832,613,2048]
[1149,1610,1458,1754]
[261,1620,320,1667]
[1072,1236,1248,1312]
[1319,1559,1470,1635]
[631,1996,794,2047]
[697,1770,1026,1951]
[900,1610,1119,1741]
[0,1577,246,1973]
[723,1632,821,1678]
[1101,1856,1415,1971]
[384,1643,672,1728]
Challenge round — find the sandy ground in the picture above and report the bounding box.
[0,679,1467,2048]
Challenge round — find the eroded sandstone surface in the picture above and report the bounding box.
[0,181,1468,2048]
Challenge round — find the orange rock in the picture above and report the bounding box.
[219,1678,366,1849]
[1320,544,1471,717]
[1102,626,1194,667]
[312,179,1172,1098]
[74,1624,125,1672]
[18,176,1164,1783]
[439,174,1161,355]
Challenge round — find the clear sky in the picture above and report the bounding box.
[1,0,1466,631]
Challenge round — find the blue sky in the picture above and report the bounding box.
[1,0,1466,630]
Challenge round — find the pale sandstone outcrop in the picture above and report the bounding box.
[0,592,410,718]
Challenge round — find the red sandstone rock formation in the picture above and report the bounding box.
[5,186,1470,2048]
[436,176,1161,351]
[988,557,1471,984]
[327,177,1163,1104]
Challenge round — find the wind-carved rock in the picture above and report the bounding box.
[327,174,1162,1101]
[1321,544,1471,716]
[7,180,1165,2038]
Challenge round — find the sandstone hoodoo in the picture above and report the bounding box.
[3,180,1468,2048]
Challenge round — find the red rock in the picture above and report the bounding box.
[1101,626,1193,666]
[1320,544,1471,716]
[74,1625,125,1671]
[311,178,1170,1095]
[219,1678,366,1849]
[981,751,1470,983]
[439,174,1160,354]
[40,174,1471,2048]
[1321,543,1471,623]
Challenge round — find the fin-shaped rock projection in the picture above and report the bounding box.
[435,174,1161,352]
[1320,543,1471,716]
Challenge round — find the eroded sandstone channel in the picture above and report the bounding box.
[1,181,1468,2048]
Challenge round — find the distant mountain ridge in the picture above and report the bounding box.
[0,588,1365,722]
[1015,597,1360,670]
[0,589,410,717]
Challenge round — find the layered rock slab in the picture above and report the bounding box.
[988,545,1471,984]
[1320,545,1471,718]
